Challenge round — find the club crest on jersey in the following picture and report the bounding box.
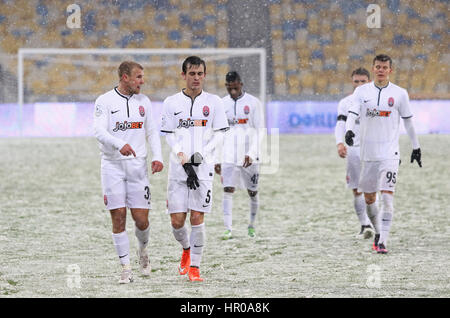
[203,106,210,117]
[388,97,394,107]
[139,106,145,117]
[113,121,143,131]
[244,105,250,114]
[366,109,391,118]
[177,118,208,128]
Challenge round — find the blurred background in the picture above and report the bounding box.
[0,0,448,136]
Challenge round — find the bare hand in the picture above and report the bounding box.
[243,155,252,168]
[151,161,163,174]
[214,164,221,175]
[177,152,188,165]
[337,143,347,158]
[120,144,136,157]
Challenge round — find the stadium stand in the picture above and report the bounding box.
[0,0,448,102]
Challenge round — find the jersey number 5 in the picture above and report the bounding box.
[205,190,211,204]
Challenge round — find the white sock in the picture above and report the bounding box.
[135,224,150,250]
[223,192,233,231]
[172,224,190,250]
[354,194,370,226]
[366,201,380,234]
[249,194,259,227]
[112,231,130,266]
[190,223,205,267]
[379,192,394,246]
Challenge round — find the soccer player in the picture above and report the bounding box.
[335,67,374,238]
[345,54,422,254]
[160,56,229,282]
[215,71,264,240]
[93,61,163,283]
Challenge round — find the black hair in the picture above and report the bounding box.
[373,54,393,67]
[225,71,242,83]
[182,56,206,74]
[351,67,370,80]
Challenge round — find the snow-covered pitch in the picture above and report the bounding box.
[1,134,449,297]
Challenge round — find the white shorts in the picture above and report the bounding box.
[346,146,361,190]
[101,157,151,210]
[221,163,260,192]
[167,179,213,214]
[358,159,400,193]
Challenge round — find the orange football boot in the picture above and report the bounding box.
[178,248,190,275]
[188,266,204,282]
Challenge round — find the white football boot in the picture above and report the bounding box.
[118,264,133,284]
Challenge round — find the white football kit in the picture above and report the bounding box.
[220,91,264,191]
[335,93,361,189]
[161,89,229,213]
[94,87,162,210]
[346,81,417,193]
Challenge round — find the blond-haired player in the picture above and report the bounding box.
[94,61,163,283]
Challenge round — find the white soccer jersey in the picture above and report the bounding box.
[336,93,360,147]
[161,90,229,181]
[93,87,162,162]
[221,91,264,165]
[347,82,413,161]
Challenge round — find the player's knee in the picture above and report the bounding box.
[224,187,235,193]
[364,193,377,205]
[110,208,126,232]
[171,219,184,229]
[170,213,186,229]
[353,189,362,196]
[247,189,258,197]
[135,219,149,231]
[190,211,204,226]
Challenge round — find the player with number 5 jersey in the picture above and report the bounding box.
[345,54,422,254]
[161,56,229,282]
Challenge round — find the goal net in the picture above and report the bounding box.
[16,48,276,174]
[18,48,266,106]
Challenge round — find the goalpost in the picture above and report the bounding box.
[17,48,266,135]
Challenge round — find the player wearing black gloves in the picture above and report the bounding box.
[183,152,203,190]
[410,148,422,167]
[344,54,422,254]
[160,56,229,282]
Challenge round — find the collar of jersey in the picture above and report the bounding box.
[182,88,203,101]
[232,91,246,101]
[114,86,133,100]
[373,81,390,90]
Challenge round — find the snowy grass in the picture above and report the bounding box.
[0,134,449,297]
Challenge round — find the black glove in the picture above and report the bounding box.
[411,148,422,167]
[189,152,203,167]
[345,130,355,146]
[183,163,200,190]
